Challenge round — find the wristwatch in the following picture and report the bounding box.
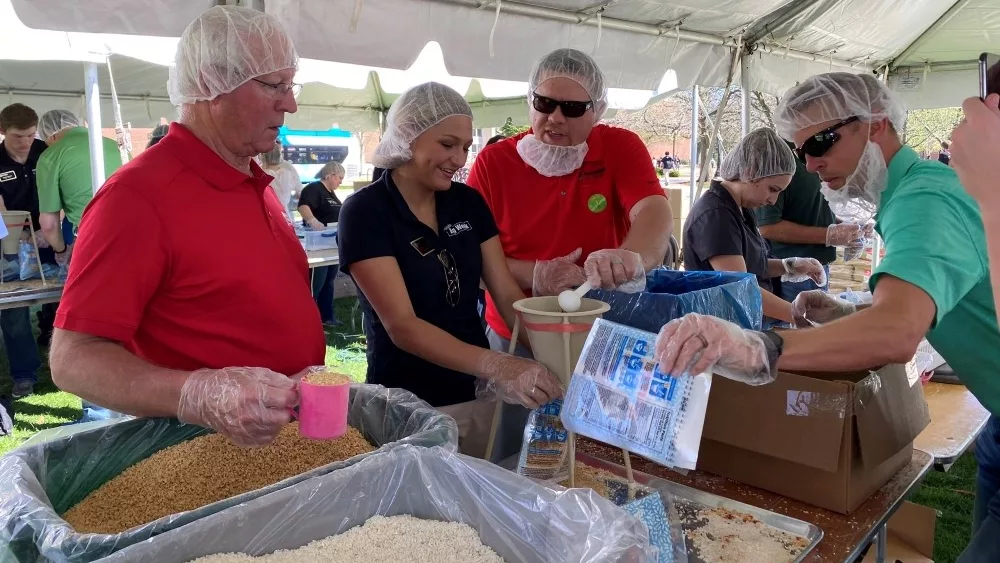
[760,329,784,371]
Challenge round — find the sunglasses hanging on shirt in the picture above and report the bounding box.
[795,116,860,161]
[531,93,593,119]
[437,249,461,307]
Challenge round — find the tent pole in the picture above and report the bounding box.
[688,85,699,205]
[84,63,106,196]
[890,0,971,70]
[105,56,131,164]
[697,42,744,198]
[740,54,752,138]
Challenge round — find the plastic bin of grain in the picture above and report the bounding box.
[97,445,655,563]
[0,384,457,563]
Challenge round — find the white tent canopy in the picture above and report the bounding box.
[12,0,1000,110]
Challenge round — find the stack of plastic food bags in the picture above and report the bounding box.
[0,384,458,562]
[588,269,763,332]
[98,445,655,563]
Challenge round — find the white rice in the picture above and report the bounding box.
[188,515,505,563]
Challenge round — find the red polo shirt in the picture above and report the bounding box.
[467,124,665,340]
[55,124,326,376]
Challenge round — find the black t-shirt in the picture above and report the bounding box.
[938,150,951,165]
[297,181,342,225]
[753,159,836,263]
[0,139,47,230]
[684,180,773,293]
[338,172,499,407]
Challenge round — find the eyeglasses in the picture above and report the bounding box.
[252,78,303,97]
[531,93,593,118]
[795,116,860,161]
[437,249,460,307]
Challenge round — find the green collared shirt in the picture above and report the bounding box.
[36,127,122,228]
[870,145,1000,415]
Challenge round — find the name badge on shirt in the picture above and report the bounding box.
[0,171,16,183]
[443,221,472,237]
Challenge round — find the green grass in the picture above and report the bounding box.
[912,452,977,562]
[0,300,979,560]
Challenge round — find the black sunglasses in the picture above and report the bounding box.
[795,116,860,161]
[437,250,460,307]
[531,93,593,118]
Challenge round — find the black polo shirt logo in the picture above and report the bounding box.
[0,171,16,183]
[443,221,472,237]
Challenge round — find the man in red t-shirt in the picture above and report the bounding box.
[48,6,325,447]
[466,48,671,459]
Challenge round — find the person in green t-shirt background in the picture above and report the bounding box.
[653,72,1000,563]
[35,109,122,268]
[754,143,870,304]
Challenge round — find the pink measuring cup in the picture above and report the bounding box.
[290,377,351,440]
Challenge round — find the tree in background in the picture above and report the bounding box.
[499,117,529,138]
[903,108,963,157]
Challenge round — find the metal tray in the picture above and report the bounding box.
[575,452,823,563]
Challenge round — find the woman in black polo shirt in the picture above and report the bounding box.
[338,82,562,458]
[683,128,826,327]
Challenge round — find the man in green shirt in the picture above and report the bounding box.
[35,110,122,262]
[652,72,1000,562]
[755,150,867,303]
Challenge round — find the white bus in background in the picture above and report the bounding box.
[277,126,372,185]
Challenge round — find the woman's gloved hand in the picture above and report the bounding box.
[791,290,857,327]
[781,257,827,285]
[475,351,564,409]
[177,367,298,447]
[532,248,586,296]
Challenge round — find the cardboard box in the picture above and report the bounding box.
[697,364,930,514]
[861,501,936,562]
[666,188,684,245]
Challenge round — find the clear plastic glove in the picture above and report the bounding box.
[791,290,857,328]
[54,245,70,268]
[825,223,864,247]
[532,248,586,296]
[781,257,826,285]
[474,350,564,409]
[583,249,645,291]
[32,230,50,249]
[307,218,325,230]
[653,313,775,386]
[177,367,298,447]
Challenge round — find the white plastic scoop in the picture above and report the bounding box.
[557,281,593,313]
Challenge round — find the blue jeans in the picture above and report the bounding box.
[962,415,1000,561]
[0,307,39,384]
[312,265,338,323]
[779,264,831,302]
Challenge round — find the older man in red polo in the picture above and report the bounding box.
[49,6,324,446]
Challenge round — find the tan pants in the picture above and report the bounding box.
[437,399,497,459]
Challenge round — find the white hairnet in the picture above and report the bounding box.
[529,48,608,121]
[169,6,298,105]
[38,110,80,140]
[774,72,906,141]
[372,82,473,169]
[719,128,797,183]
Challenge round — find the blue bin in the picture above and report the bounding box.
[587,269,762,332]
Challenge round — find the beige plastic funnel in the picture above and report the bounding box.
[512,296,610,385]
[0,211,28,255]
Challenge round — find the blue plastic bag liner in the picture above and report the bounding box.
[0,384,458,563]
[588,269,763,332]
[98,446,654,563]
[561,319,713,471]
